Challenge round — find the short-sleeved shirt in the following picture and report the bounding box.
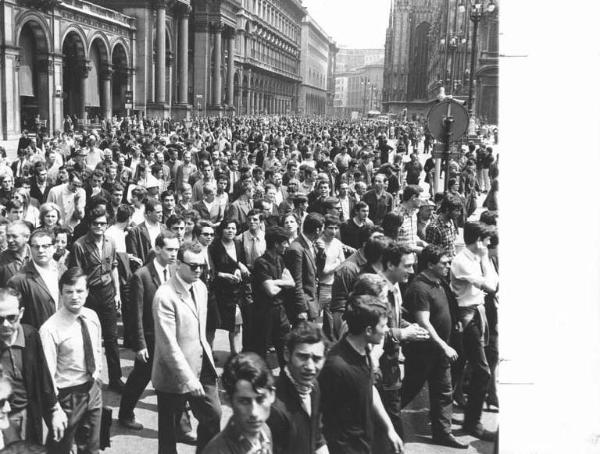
[318,336,374,454]
[404,271,452,342]
[425,216,458,258]
[69,234,118,289]
[252,250,285,307]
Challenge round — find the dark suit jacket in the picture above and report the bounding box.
[19,324,58,444]
[283,234,323,320]
[209,239,248,308]
[126,222,164,265]
[267,372,325,454]
[226,199,253,229]
[128,261,173,352]
[30,182,51,205]
[7,261,65,330]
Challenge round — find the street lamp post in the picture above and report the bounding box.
[459,0,496,116]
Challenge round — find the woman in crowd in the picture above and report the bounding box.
[209,218,251,355]
[38,202,62,230]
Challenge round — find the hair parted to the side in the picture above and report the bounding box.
[221,352,274,398]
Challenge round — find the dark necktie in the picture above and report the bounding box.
[79,316,96,377]
[163,268,168,283]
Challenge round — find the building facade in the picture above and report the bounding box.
[333,48,384,118]
[1,0,137,139]
[298,14,337,116]
[0,0,313,140]
[383,0,498,123]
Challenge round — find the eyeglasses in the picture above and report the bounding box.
[31,243,53,250]
[0,314,19,324]
[181,261,204,271]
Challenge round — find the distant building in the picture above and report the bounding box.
[298,14,338,116]
[333,48,384,118]
[383,0,498,123]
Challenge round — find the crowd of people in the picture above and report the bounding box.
[0,113,499,454]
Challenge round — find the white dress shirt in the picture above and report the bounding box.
[40,307,102,391]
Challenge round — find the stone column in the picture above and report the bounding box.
[212,23,223,107]
[156,0,167,104]
[80,60,90,121]
[102,65,113,120]
[178,6,190,104]
[226,31,235,107]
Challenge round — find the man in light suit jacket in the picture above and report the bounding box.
[152,241,221,454]
[283,213,325,323]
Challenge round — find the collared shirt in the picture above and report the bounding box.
[397,204,419,248]
[70,234,117,289]
[33,261,60,309]
[202,418,272,454]
[146,222,161,250]
[0,325,27,412]
[131,205,145,226]
[239,230,266,269]
[105,225,127,253]
[339,195,350,221]
[425,216,458,258]
[450,248,499,307]
[40,307,103,391]
[154,259,170,285]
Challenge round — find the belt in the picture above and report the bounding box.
[58,380,94,396]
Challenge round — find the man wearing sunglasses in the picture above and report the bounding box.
[0,287,67,447]
[152,241,221,453]
[69,206,123,393]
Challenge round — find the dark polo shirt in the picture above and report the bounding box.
[318,336,373,454]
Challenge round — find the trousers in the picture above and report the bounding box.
[47,380,102,454]
[456,310,491,427]
[86,286,121,383]
[401,344,453,437]
[156,382,221,454]
[251,303,290,369]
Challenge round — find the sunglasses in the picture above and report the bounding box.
[181,261,204,271]
[0,314,19,324]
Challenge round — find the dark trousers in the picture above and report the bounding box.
[119,342,191,434]
[251,303,290,369]
[400,345,453,437]
[379,388,403,439]
[485,295,499,405]
[456,311,491,427]
[86,287,122,383]
[156,383,221,454]
[47,381,102,454]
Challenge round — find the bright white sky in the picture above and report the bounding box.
[301,0,388,49]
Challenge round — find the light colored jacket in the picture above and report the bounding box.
[151,274,216,393]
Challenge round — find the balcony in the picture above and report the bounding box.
[60,0,135,28]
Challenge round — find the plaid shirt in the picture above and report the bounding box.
[425,216,458,258]
[396,204,419,248]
